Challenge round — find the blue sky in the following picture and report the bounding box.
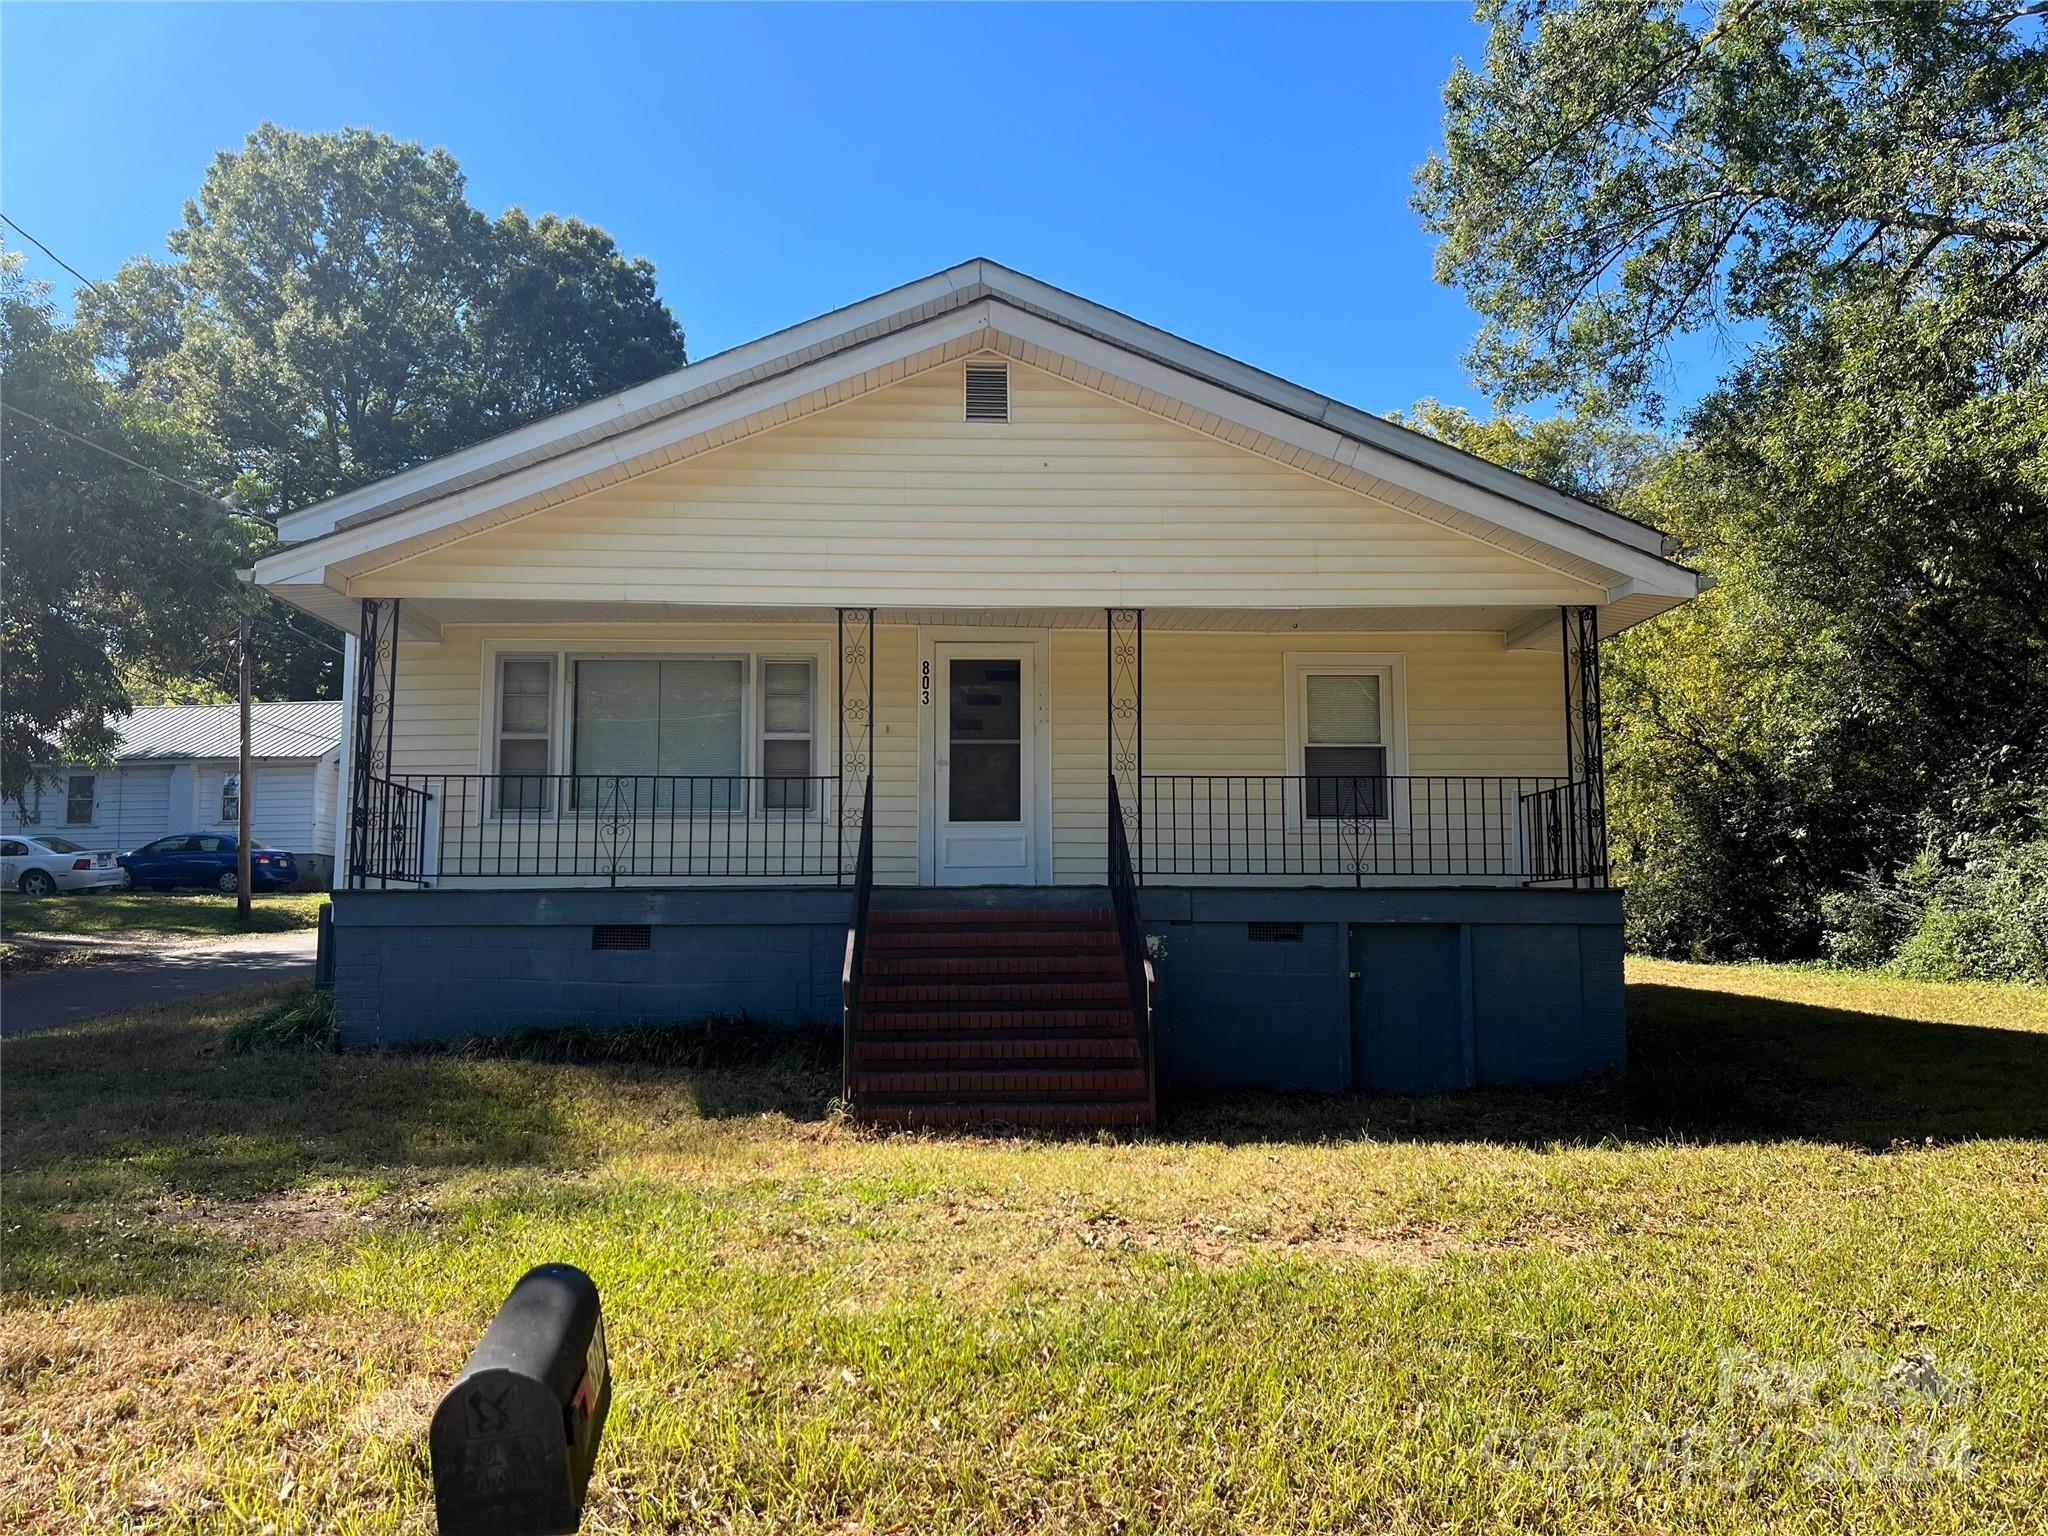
[2,2,1730,420]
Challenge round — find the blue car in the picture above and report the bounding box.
[120,833,298,893]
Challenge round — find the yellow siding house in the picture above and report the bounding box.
[257,262,1699,1125]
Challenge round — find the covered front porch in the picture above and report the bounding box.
[340,602,1610,894]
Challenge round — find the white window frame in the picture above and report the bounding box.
[477,637,832,822]
[756,655,820,815]
[64,773,96,827]
[220,771,241,825]
[492,653,558,815]
[1282,653,1406,827]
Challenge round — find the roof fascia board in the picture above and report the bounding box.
[275,261,989,543]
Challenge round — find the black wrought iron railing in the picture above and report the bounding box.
[352,773,849,884]
[357,774,433,887]
[1136,774,1605,885]
[840,776,876,1106]
[1107,777,1158,1123]
[1521,778,1608,888]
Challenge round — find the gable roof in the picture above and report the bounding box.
[257,260,1698,625]
[103,702,344,762]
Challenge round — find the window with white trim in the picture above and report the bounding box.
[220,771,241,823]
[491,648,828,816]
[495,656,555,810]
[64,774,95,826]
[1299,669,1390,820]
[759,660,815,809]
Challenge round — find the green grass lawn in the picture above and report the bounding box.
[4,960,2045,1533]
[0,889,327,942]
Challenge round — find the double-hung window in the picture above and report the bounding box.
[65,774,95,826]
[220,771,241,823]
[495,656,555,810]
[760,660,816,809]
[1292,663,1395,821]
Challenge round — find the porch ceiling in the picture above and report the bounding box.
[266,593,1662,648]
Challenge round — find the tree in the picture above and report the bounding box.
[1414,1,2048,968]
[1388,397,1667,505]
[1399,300,2048,961]
[0,255,263,805]
[1415,0,2048,413]
[73,123,689,695]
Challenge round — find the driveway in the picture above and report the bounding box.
[1,931,318,1036]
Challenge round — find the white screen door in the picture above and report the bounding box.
[933,644,1037,884]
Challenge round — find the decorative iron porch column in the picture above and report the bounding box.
[836,608,875,882]
[346,597,400,889]
[1560,604,1609,888]
[1107,608,1143,883]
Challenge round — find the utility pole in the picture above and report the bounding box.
[237,616,253,922]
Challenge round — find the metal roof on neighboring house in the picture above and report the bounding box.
[110,701,345,762]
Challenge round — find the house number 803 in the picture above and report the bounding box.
[920,660,931,706]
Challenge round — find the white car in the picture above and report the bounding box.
[0,834,127,897]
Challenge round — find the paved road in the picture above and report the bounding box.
[1,931,318,1036]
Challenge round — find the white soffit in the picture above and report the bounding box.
[257,594,1685,644]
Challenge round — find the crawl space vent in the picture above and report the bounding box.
[592,923,652,951]
[1248,921,1305,944]
[964,363,1010,422]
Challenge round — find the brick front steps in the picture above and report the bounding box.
[848,907,1152,1129]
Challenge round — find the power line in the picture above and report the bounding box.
[1,211,103,297]
[6,215,367,682]
[0,211,374,493]
[0,400,270,526]
[7,405,356,669]
[263,612,349,660]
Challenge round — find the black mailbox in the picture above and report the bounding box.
[430,1263,611,1536]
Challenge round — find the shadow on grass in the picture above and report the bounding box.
[1165,980,2048,1149]
[1,985,840,1301]
[9,974,2044,1301]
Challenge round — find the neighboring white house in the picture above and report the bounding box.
[1,702,345,887]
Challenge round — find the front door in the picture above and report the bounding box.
[933,644,1037,884]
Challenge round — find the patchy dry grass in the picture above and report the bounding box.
[3,962,2045,1533]
[0,889,327,942]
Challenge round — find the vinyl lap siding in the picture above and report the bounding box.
[388,626,1561,887]
[388,625,920,885]
[311,759,339,858]
[242,764,318,854]
[1,764,172,850]
[1049,630,1564,884]
[1,760,327,857]
[369,362,1600,610]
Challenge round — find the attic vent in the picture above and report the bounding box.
[964,363,1009,422]
[592,923,651,951]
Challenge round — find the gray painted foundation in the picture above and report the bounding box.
[329,883,1625,1091]
[1135,886,1625,1091]
[330,888,852,1046]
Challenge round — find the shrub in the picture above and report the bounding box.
[224,988,337,1053]
[1888,836,2048,984]
[1819,805,2048,983]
